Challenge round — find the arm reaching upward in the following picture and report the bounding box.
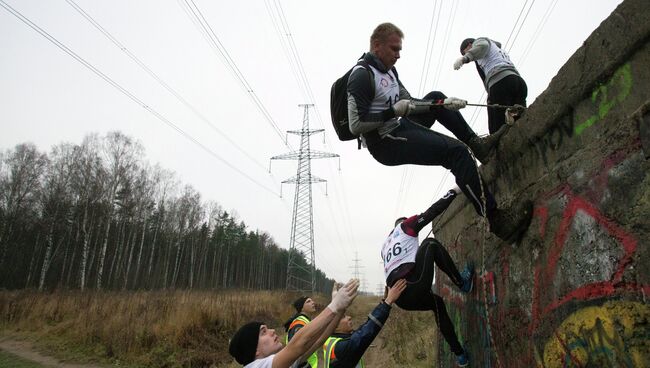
[273,279,359,368]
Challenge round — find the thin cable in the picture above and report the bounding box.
[506,0,536,53]
[431,0,460,88]
[180,0,289,148]
[269,0,336,148]
[417,0,439,96]
[503,0,530,50]
[266,1,357,249]
[0,0,280,197]
[65,0,269,173]
[396,0,440,216]
[401,0,459,211]
[518,0,559,65]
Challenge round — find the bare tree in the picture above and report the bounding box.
[96,132,142,290]
[0,144,48,275]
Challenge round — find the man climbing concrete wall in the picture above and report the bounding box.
[430,0,650,366]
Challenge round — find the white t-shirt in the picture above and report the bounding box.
[245,355,274,368]
[244,355,302,368]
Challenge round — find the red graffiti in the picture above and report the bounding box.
[533,206,549,238]
[531,187,645,331]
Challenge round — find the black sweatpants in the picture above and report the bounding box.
[487,74,528,134]
[367,92,497,217]
[391,238,465,355]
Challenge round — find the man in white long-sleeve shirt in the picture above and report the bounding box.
[229,279,359,368]
[454,37,528,134]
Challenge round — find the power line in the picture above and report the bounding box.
[0,0,280,197]
[395,0,440,217]
[518,0,559,65]
[399,0,460,215]
[504,0,536,52]
[506,0,537,53]
[179,0,289,148]
[264,1,358,250]
[64,0,270,173]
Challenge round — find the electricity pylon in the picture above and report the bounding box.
[270,104,339,293]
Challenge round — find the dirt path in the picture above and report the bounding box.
[0,338,107,368]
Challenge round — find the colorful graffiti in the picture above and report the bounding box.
[543,301,649,367]
[438,144,650,367]
[575,63,633,135]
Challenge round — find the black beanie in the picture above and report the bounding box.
[229,321,262,365]
[292,296,308,312]
[460,38,475,54]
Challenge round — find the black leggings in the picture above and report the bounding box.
[392,238,464,355]
[487,74,528,134]
[367,120,496,217]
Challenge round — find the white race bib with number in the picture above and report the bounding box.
[381,225,418,279]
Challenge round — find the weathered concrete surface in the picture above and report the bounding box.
[431,0,650,366]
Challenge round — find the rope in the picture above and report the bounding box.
[469,147,503,368]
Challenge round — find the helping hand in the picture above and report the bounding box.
[453,57,466,70]
[443,97,467,111]
[331,281,342,300]
[327,278,359,313]
[385,279,407,305]
[392,99,414,117]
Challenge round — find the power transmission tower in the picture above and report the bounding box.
[349,251,364,281]
[270,104,339,293]
[377,283,386,297]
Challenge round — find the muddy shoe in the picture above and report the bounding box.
[466,124,509,163]
[488,200,534,243]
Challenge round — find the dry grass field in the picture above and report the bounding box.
[0,290,439,367]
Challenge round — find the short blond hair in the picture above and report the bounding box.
[370,22,404,50]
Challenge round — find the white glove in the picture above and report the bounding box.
[331,282,341,300]
[443,97,467,111]
[327,278,359,313]
[392,99,414,117]
[450,186,461,195]
[453,56,466,70]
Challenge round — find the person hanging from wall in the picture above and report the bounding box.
[283,296,321,367]
[453,37,528,134]
[229,279,359,368]
[347,22,533,243]
[323,279,407,368]
[381,188,476,367]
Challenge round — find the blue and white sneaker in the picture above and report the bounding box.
[456,351,469,367]
[459,263,474,293]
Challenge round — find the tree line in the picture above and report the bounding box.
[0,131,332,292]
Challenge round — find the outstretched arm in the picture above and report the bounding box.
[331,280,407,363]
[401,189,459,235]
[300,283,347,360]
[273,279,359,368]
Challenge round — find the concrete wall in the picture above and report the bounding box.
[432,0,650,366]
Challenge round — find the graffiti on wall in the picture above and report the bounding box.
[498,63,635,185]
[439,144,649,367]
[543,301,649,367]
[575,63,633,135]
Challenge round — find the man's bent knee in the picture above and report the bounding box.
[423,91,447,100]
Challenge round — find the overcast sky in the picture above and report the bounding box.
[1,0,624,293]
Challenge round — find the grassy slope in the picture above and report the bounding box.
[0,290,439,367]
[0,350,45,368]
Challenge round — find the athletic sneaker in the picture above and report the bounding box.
[456,351,469,367]
[459,263,474,293]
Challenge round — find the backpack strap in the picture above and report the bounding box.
[353,59,374,150]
